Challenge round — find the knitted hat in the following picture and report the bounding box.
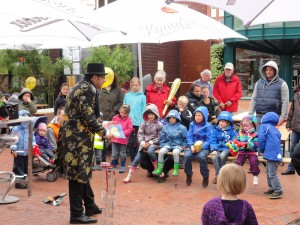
[241,115,257,129]
[38,122,47,131]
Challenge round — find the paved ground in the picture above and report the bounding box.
[1,100,300,225]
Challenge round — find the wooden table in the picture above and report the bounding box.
[0,117,35,196]
[33,108,54,123]
[36,104,49,109]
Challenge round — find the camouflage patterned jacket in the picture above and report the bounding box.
[56,78,106,183]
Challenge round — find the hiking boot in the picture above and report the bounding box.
[212,176,217,184]
[253,176,259,186]
[268,191,283,199]
[186,174,192,186]
[263,189,274,196]
[202,176,209,188]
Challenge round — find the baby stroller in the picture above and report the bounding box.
[32,145,58,182]
[32,116,58,182]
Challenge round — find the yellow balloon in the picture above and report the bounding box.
[25,77,37,90]
[102,67,114,88]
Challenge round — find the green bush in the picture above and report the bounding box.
[210,43,224,83]
[83,45,135,85]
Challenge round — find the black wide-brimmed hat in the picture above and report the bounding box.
[85,63,107,76]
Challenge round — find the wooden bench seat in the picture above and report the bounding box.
[154,150,291,163]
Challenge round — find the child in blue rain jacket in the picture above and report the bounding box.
[153,110,187,177]
[210,111,237,184]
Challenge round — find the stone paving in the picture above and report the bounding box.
[1,100,300,225]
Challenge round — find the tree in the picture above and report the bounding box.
[210,43,224,83]
[83,45,135,85]
[0,49,71,107]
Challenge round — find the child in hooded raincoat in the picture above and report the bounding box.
[153,110,187,177]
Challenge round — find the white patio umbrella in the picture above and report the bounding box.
[91,0,246,44]
[91,0,246,88]
[0,0,124,46]
[171,0,300,28]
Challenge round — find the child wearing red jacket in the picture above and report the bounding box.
[111,104,133,173]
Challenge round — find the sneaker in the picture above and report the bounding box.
[253,176,259,186]
[263,189,274,196]
[212,176,217,184]
[269,191,283,199]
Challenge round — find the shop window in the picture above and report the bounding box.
[235,48,279,97]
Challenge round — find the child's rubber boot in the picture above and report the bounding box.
[152,162,163,176]
[123,166,136,183]
[172,163,180,177]
[119,160,126,173]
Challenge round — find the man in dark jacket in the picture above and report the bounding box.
[283,84,300,175]
[56,63,107,224]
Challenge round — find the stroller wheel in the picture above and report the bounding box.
[46,171,58,182]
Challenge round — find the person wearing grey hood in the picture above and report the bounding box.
[249,60,289,131]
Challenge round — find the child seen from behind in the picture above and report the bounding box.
[258,112,283,199]
[201,163,258,224]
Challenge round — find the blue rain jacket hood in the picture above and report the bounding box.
[160,110,187,148]
[210,111,237,151]
[258,112,282,162]
[166,109,181,123]
[187,106,213,150]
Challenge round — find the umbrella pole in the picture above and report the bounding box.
[138,42,143,90]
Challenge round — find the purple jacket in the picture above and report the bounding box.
[201,197,258,225]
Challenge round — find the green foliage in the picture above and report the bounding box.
[0,49,71,107]
[83,45,135,84]
[210,43,224,83]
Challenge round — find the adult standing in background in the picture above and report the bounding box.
[282,84,300,175]
[249,60,289,131]
[194,69,213,97]
[56,63,107,224]
[213,62,242,115]
[145,70,176,118]
[99,72,123,162]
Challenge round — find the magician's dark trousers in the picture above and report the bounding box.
[69,180,96,217]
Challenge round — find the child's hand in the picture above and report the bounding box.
[181,146,186,151]
[191,145,195,153]
[11,151,17,157]
[211,150,217,155]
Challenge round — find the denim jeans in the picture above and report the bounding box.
[288,131,300,171]
[184,149,209,178]
[212,150,229,176]
[111,143,127,162]
[147,145,158,162]
[266,161,282,192]
[131,151,143,167]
